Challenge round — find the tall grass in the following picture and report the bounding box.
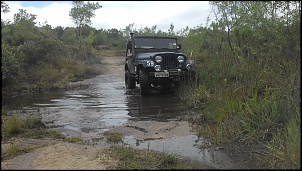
[104,145,199,170]
[1,114,23,138]
[1,111,65,140]
[178,53,300,169]
[262,108,301,169]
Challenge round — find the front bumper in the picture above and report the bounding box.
[148,69,196,84]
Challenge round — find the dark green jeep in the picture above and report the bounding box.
[124,32,196,95]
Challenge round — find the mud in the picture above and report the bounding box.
[1,55,263,170]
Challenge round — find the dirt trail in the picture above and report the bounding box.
[1,140,114,170]
[1,55,198,170]
[1,56,123,170]
[1,55,262,170]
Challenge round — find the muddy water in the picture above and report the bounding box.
[2,70,253,169]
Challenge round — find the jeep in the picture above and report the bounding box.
[124,32,196,95]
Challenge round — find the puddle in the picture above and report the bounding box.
[2,70,257,169]
[100,110,131,126]
[64,124,80,131]
[123,134,233,169]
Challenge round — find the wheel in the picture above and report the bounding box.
[139,69,150,95]
[125,70,136,89]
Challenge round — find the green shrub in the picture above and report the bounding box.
[103,131,123,144]
[23,115,45,129]
[2,114,23,137]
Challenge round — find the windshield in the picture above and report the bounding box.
[134,37,177,49]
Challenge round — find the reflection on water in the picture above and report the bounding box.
[125,89,189,121]
[2,91,66,110]
[2,86,189,123]
[100,110,131,126]
[1,74,251,169]
[123,134,233,169]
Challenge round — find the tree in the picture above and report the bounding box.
[1,1,11,26]
[168,23,175,36]
[13,9,36,23]
[10,9,37,46]
[69,1,102,50]
[85,30,95,46]
[137,25,158,36]
[61,27,77,45]
[1,1,9,13]
[54,26,64,39]
[123,23,135,37]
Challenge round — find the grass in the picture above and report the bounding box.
[261,109,301,169]
[1,111,82,160]
[1,44,110,96]
[1,114,24,138]
[103,131,123,144]
[2,41,299,169]
[178,54,301,169]
[104,132,201,170]
[104,145,202,170]
[101,131,206,169]
[4,142,36,159]
[2,113,203,169]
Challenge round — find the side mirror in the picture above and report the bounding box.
[177,44,181,49]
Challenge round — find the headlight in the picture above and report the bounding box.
[177,56,185,63]
[186,64,192,70]
[155,56,162,63]
[154,65,161,71]
[146,60,154,67]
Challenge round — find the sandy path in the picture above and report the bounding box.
[1,56,123,170]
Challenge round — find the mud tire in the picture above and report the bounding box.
[125,70,136,89]
[139,69,150,95]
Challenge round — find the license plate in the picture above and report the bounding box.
[155,72,169,77]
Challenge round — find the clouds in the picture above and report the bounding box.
[1,1,213,31]
[36,2,74,27]
[1,1,74,27]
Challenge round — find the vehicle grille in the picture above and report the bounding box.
[161,54,178,70]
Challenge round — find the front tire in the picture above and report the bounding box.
[125,70,136,89]
[139,69,150,95]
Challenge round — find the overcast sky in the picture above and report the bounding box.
[1,1,214,32]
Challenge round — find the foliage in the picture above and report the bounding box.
[103,131,123,144]
[1,1,9,13]
[61,27,78,45]
[1,8,103,95]
[178,1,300,169]
[105,145,200,170]
[1,112,48,140]
[1,114,24,137]
[69,1,102,49]
[1,107,68,139]
[1,1,300,169]
[4,142,35,159]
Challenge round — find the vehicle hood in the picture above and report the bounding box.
[135,52,185,60]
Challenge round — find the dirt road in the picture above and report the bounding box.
[1,55,124,170]
[1,55,199,170]
[1,55,262,170]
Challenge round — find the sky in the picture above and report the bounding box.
[1,1,214,32]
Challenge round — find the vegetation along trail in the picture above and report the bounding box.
[2,54,264,169]
[1,1,300,170]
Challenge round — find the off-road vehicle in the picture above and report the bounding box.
[124,32,196,95]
